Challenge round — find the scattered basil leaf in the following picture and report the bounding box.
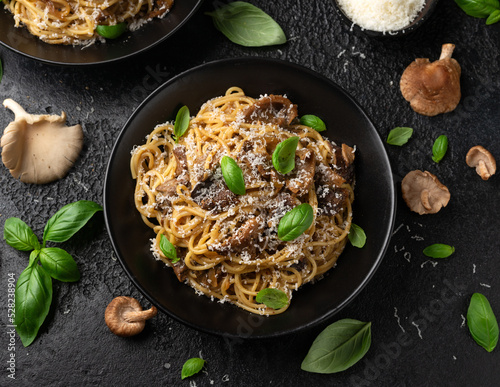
[173,105,190,142]
[300,115,326,132]
[386,127,413,146]
[454,0,499,18]
[348,223,366,248]
[423,243,455,258]
[159,234,179,263]
[467,293,499,352]
[486,8,500,23]
[15,252,53,347]
[4,217,40,251]
[432,135,448,163]
[272,136,300,175]
[301,319,372,373]
[256,288,288,309]
[39,247,80,282]
[206,1,286,47]
[221,156,246,195]
[181,357,205,379]
[278,203,314,241]
[96,23,127,39]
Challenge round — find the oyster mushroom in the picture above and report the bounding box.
[1,99,83,184]
[401,170,450,215]
[400,44,461,116]
[105,296,158,337]
[466,146,496,180]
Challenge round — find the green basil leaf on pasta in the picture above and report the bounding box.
[256,288,288,309]
[386,127,413,146]
[486,9,500,23]
[300,115,326,132]
[301,319,372,373]
[278,203,314,241]
[348,223,366,248]
[423,243,455,258]
[96,23,127,39]
[160,234,179,263]
[221,156,246,195]
[206,2,286,47]
[432,135,448,163]
[39,247,80,282]
[4,217,40,251]
[173,105,190,142]
[454,0,499,18]
[181,357,205,379]
[467,293,499,352]
[272,136,299,175]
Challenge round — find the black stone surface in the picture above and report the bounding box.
[1,1,499,386]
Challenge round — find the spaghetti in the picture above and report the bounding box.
[2,0,173,45]
[131,87,356,315]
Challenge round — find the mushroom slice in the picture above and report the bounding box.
[401,170,450,215]
[242,95,298,126]
[105,296,158,337]
[400,44,461,116]
[1,99,83,184]
[466,145,496,180]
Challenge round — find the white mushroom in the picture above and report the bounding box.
[401,170,450,215]
[466,146,496,180]
[1,99,83,184]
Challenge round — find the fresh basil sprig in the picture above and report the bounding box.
[467,293,499,352]
[4,200,102,346]
[278,203,314,241]
[386,127,413,146]
[173,105,190,142]
[423,243,455,258]
[348,223,366,248]
[272,136,300,175]
[454,0,500,24]
[432,135,448,163]
[300,115,326,132]
[301,319,372,373]
[221,156,246,195]
[206,1,286,47]
[256,288,288,309]
[96,23,127,39]
[181,357,205,379]
[159,234,179,263]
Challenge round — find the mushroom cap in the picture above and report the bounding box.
[466,145,496,180]
[1,99,83,184]
[400,44,461,117]
[401,170,450,215]
[105,296,158,337]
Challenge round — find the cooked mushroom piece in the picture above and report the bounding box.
[400,44,461,116]
[242,95,298,126]
[1,99,83,184]
[466,146,496,180]
[105,296,158,337]
[401,170,450,215]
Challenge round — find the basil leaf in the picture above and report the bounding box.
[206,2,286,47]
[467,293,499,352]
[256,288,288,309]
[348,223,366,248]
[221,156,246,195]
[454,0,499,18]
[39,247,80,282]
[14,253,53,347]
[173,105,190,142]
[301,319,372,373]
[43,200,103,245]
[181,357,205,379]
[386,127,413,146]
[272,136,300,175]
[423,243,455,258]
[96,23,127,39]
[4,217,40,251]
[278,203,314,241]
[486,9,500,23]
[432,135,448,163]
[159,234,179,263]
[300,115,326,132]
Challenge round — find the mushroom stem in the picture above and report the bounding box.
[123,306,158,323]
[477,160,491,180]
[3,99,28,120]
[420,189,432,211]
[439,44,455,60]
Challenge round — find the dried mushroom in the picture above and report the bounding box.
[466,146,496,180]
[400,44,461,116]
[105,296,158,337]
[401,170,450,215]
[1,99,83,184]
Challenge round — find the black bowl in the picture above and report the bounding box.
[104,58,396,338]
[0,0,202,65]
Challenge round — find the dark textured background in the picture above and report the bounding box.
[1,0,499,386]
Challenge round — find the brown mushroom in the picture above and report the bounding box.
[1,99,83,184]
[466,146,496,180]
[105,296,158,337]
[400,44,461,116]
[401,170,450,215]
[242,95,298,126]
